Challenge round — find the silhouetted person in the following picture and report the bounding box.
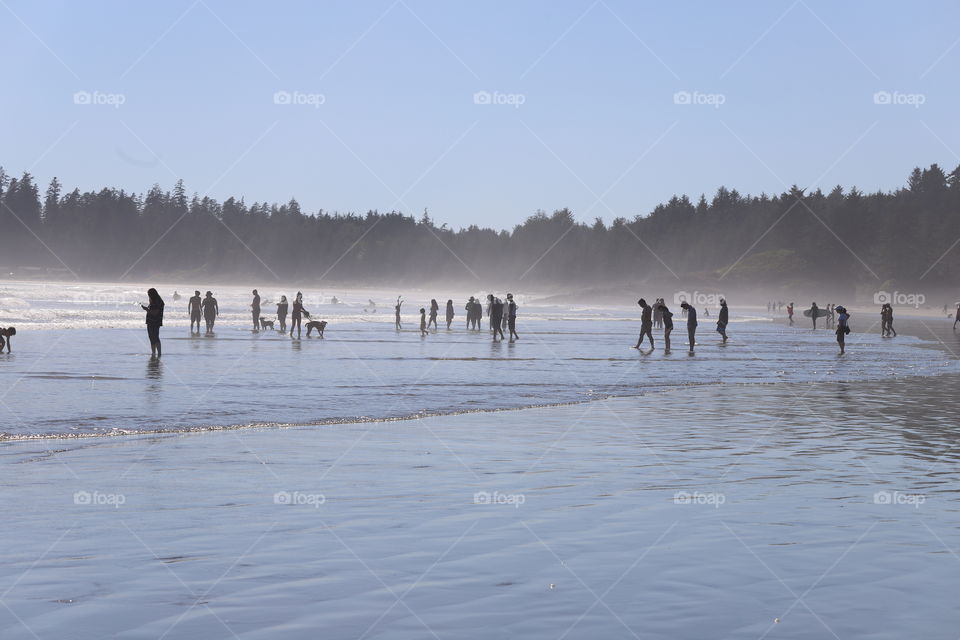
[291,292,308,339]
[487,294,495,331]
[395,296,403,330]
[142,288,165,357]
[446,299,454,329]
[659,302,673,351]
[680,301,697,351]
[885,303,897,337]
[836,305,850,354]
[809,302,819,329]
[277,295,289,333]
[172,291,181,302]
[491,298,505,341]
[465,297,475,329]
[429,299,439,330]
[506,293,519,340]
[251,290,261,331]
[0,327,14,353]
[635,298,654,349]
[954,302,960,329]
[188,290,202,332]
[420,308,428,336]
[201,291,218,333]
[716,298,729,342]
[787,302,794,325]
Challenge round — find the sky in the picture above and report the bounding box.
[1,0,958,230]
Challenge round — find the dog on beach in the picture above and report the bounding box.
[0,327,15,353]
[305,320,327,337]
[259,317,275,330]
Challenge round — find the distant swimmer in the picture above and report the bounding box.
[277,295,289,333]
[420,307,428,337]
[658,301,673,351]
[491,297,505,342]
[251,289,261,332]
[429,299,439,330]
[446,299,455,329]
[716,298,729,343]
[331,296,340,305]
[201,291,218,333]
[680,301,697,351]
[172,291,181,302]
[367,298,377,313]
[0,326,15,353]
[188,290,202,333]
[634,298,654,349]
[787,302,794,325]
[291,292,308,339]
[836,305,850,354]
[141,288,165,358]
[506,293,519,341]
[395,296,403,330]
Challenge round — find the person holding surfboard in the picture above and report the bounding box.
[809,302,820,329]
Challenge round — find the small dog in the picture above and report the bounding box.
[305,320,327,337]
[0,326,15,353]
[259,317,275,330]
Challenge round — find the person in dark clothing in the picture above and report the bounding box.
[487,294,495,331]
[491,298,505,341]
[836,305,850,354]
[0,327,15,353]
[716,299,729,343]
[251,290,261,331]
[291,292,308,339]
[680,301,697,351]
[428,299,439,330]
[277,295,289,333]
[187,290,202,333]
[635,298,654,349]
[465,297,475,329]
[506,293,519,341]
[142,288,165,357]
[809,302,819,330]
[787,302,794,325]
[201,291,218,333]
[394,296,403,330]
[419,308,428,337]
[446,299,455,329]
[658,301,674,351]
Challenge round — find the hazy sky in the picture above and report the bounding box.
[2,0,958,229]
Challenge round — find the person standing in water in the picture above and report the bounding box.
[446,299,455,329]
[954,302,960,329]
[276,295,289,333]
[716,298,729,343]
[490,297,506,341]
[787,302,794,325]
[395,296,403,330]
[486,294,495,332]
[251,289,261,332]
[885,303,897,337]
[187,290,202,333]
[658,301,674,351]
[142,288,165,357]
[680,301,697,351]
[201,291,218,333]
[506,293,519,341]
[836,305,850,354]
[291,292,308,339]
[634,298,654,349]
[809,302,819,330]
[428,299,439,330]
[465,297,475,329]
[419,308,428,337]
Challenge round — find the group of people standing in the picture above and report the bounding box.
[634,297,729,352]
[395,294,519,341]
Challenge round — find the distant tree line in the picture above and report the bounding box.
[1,164,958,287]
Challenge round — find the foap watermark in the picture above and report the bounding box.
[673,490,725,508]
[273,490,326,508]
[873,291,925,308]
[673,90,725,109]
[873,490,925,509]
[73,490,126,508]
[473,490,525,508]
[273,90,326,108]
[73,90,126,109]
[473,90,526,108]
[873,90,925,108]
[674,290,725,306]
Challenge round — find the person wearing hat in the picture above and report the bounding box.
[187,290,203,333]
[835,305,850,354]
[506,294,519,341]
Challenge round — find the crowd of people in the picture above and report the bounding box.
[395,293,519,341]
[634,298,728,352]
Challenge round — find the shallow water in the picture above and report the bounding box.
[0,282,955,437]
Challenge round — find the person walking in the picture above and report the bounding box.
[491,297,505,341]
[787,302,794,326]
[428,299,439,330]
[419,308,428,337]
[809,302,819,330]
[716,298,729,343]
[187,290,202,333]
[634,298,654,349]
[142,288,165,357]
[201,291,218,333]
[506,293,519,341]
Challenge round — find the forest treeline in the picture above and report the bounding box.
[1,164,958,287]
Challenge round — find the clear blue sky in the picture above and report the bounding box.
[2,0,957,229]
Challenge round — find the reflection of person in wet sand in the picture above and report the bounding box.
[634,298,653,349]
[188,290,202,333]
[201,291,218,333]
[446,300,455,329]
[395,297,403,330]
[141,288,165,358]
[0,327,15,353]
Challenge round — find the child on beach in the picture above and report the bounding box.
[420,308,428,336]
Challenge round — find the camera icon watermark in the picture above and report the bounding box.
[73,90,126,109]
[673,290,725,306]
[673,90,725,109]
[473,90,526,108]
[273,490,326,507]
[873,90,925,108]
[873,290,925,308]
[273,90,326,108]
[73,489,126,508]
[673,490,725,508]
[473,490,525,508]
[873,490,925,508]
